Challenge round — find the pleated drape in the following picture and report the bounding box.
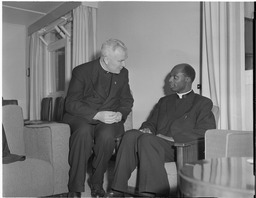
[202,2,246,130]
[72,5,97,68]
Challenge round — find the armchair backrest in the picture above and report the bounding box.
[205,129,253,159]
[2,99,18,106]
[2,105,25,156]
[226,132,253,157]
[53,96,65,122]
[41,97,53,121]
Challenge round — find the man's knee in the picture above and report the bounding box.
[70,122,94,141]
[95,122,125,140]
[118,129,142,146]
[138,134,156,147]
[122,129,140,140]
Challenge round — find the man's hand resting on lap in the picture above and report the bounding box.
[139,128,152,134]
[93,111,122,124]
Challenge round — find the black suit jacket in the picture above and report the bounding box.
[140,91,216,143]
[64,59,134,124]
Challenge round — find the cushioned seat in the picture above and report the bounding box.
[3,158,54,197]
[2,104,70,197]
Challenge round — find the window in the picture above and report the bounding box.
[41,16,72,97]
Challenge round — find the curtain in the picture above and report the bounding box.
[202,2,246,130]
[28,5,97,120]
[28,32,49,120]
[72,5,97,68]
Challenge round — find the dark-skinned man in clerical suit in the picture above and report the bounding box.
[107,63,216,197]
[63,39,134,198]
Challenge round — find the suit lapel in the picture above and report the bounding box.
[107,74,117,96]
[156,96,177,134]
[91,60,108,99]
[101,74,118,106]
[166,95,178,121]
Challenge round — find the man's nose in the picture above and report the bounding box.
[121,61,126,67]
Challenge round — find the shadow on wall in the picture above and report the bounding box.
[145,71,175,121]
[163,71,175,96]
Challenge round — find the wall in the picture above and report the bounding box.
[97,2,201,128]
[2,22,28,118]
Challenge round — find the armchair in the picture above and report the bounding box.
[2,104,70,197]
[127,105,219,195]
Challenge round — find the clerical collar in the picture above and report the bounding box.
[100,58,110,74]
[177,90,192,99]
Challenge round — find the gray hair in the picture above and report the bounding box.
[101,39,127,57]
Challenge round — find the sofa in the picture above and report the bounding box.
[2,104,70,197]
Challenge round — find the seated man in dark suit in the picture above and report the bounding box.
[107,63,216,197]
[63,39,134,198]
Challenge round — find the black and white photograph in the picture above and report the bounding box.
[2,1,255,198]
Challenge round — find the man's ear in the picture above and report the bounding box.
[185,76,191,82]
[103,57,108,65]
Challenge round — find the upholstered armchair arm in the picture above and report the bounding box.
[24,123,69,162]
[24,125,53,163]
[174,138,205,171]
[24,123,70,194]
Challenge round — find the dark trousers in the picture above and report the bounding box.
[111,130,175,195]
[63,113,124,192]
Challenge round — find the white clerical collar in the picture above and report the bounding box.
[177,90,192,99]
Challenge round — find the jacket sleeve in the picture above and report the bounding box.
[139,99,163,134]
[171,98,216,143]
[65,67,98,123]
[116,70,134,121]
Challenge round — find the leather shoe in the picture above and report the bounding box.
[105,190,124,197]
[67,192,81,198]
[138,192,155,197]
[135,192,169,197]
[91,185,105,197]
